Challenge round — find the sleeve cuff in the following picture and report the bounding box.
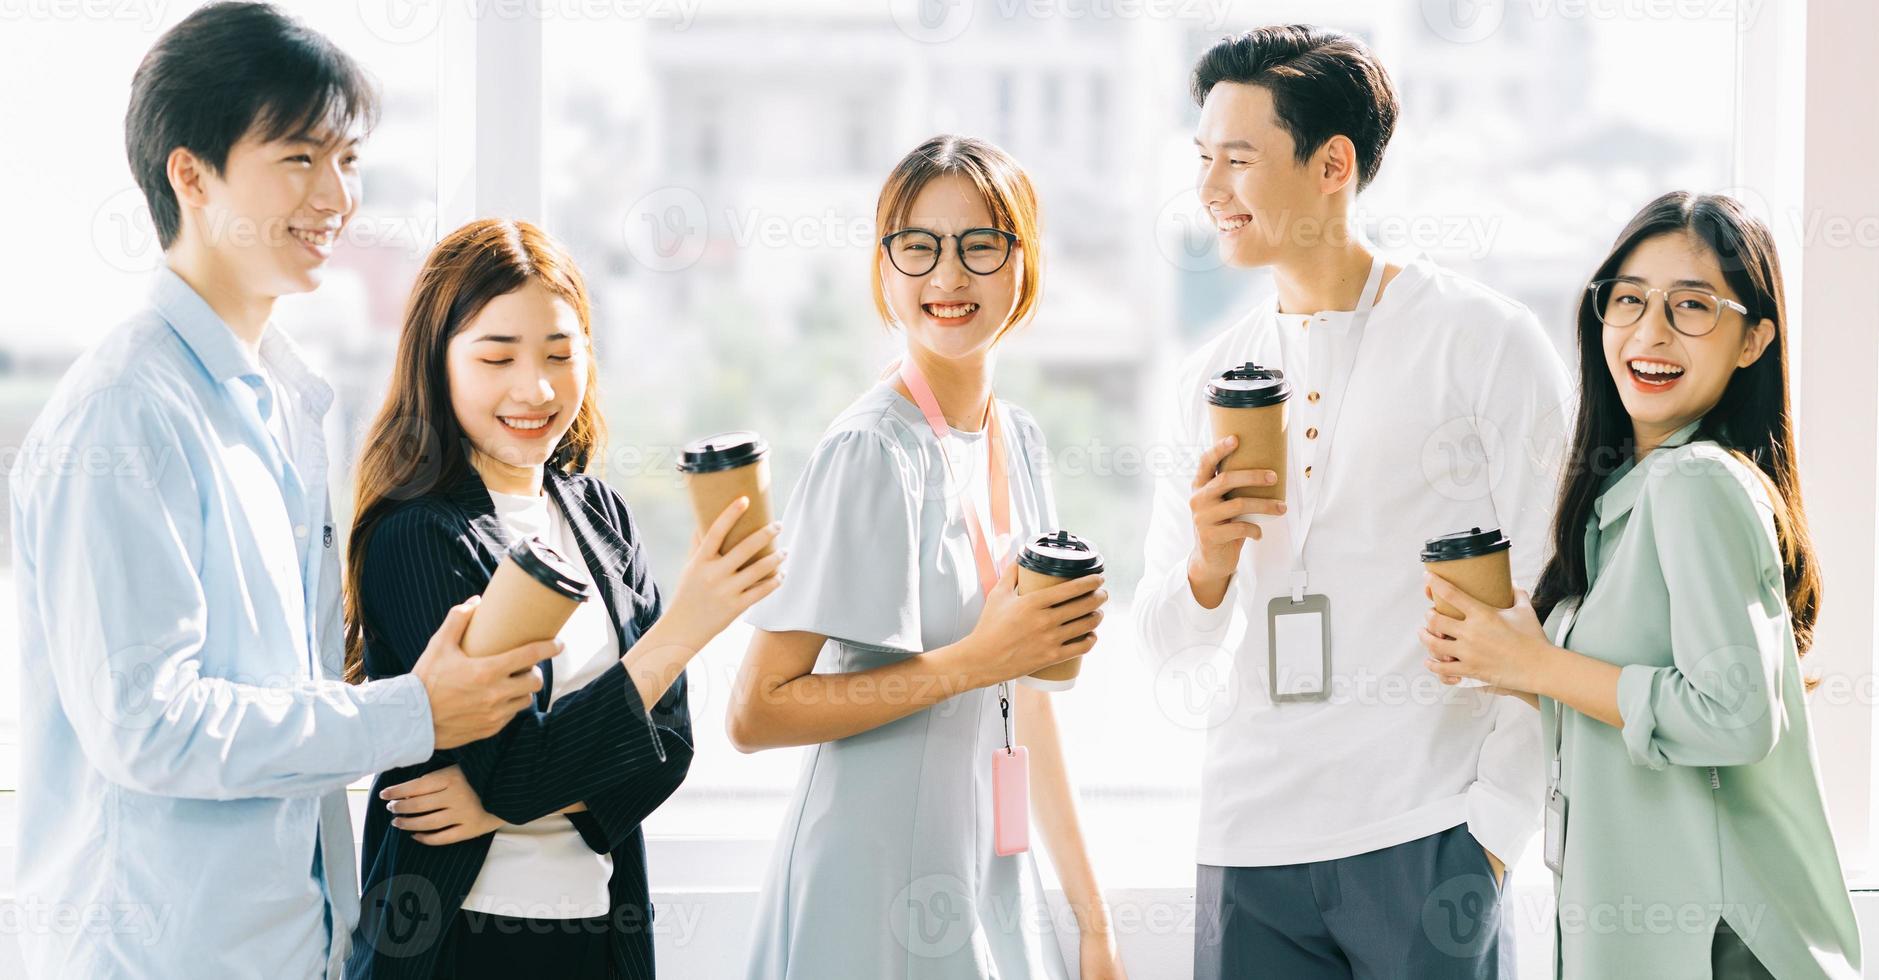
[1169,558,1238,636]
[357,673,436,771]
[609,658,667,765]
[1465,694,1544,867]
[566,809,610,853]
[1465,778,1540,869]
[1617,663,1669,771]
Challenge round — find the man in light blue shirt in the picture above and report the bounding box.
[8,6,560,977]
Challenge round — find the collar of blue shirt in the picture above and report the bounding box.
[151,266,335,422]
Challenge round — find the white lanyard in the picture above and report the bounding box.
[1283,254,1386,601]
[1547,599,1581,790]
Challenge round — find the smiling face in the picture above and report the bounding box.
[1600,230,1775,449]
[445,279,589,491]
[1194,82,1340,269]
[878,173,1024,362]
[182,124,361,298]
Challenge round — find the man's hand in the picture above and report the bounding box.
[1186,435,1284,607]
[411,597,562,750]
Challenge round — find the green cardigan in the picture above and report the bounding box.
[1540,420,1860,978]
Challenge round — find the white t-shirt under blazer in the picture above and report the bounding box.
[460,488,621,918]
[1131,254,1575,868]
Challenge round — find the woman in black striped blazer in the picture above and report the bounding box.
[342,218,783,979]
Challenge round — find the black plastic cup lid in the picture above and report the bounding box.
[1018,529,1105,578]
[1206,362,1291,408]
[677,431,768,474]
[1420,526,1512,563]
[507,537,591,601]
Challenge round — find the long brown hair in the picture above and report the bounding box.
[1532,192,1820,662]
[342,218,606,682]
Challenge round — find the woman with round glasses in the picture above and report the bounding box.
[1416,192,1859,978]
[728,135,1127,980]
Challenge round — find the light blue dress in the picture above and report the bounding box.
[742,380,1073,980]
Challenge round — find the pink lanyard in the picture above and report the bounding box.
[896,357,1011,598]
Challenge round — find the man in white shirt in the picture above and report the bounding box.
[1133,25,1572,978]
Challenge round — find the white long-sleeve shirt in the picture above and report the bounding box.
[1133,256,1573,867]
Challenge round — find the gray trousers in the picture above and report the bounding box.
[1195,824,1514,980]
[1711,920,1777,979]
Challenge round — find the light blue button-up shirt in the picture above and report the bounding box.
[9,269,435,978]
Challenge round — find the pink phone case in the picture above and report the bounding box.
[992,746,1030,856]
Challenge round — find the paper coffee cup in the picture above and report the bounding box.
[1206,362,1290,507]
[1015,530,1105,692]
[678,431,776,570]
[1420,527,1515,689]
[460,537,591,658]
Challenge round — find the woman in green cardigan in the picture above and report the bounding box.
[1417,191,1860,978]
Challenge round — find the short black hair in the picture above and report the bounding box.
[1191,25,1398,192]
[126,2,379,249]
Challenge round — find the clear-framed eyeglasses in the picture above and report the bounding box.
[1586,278,1750,338]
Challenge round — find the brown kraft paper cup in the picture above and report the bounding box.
[1206,363,1291,508]
[679,431,775,569]
[1209,402,1287,502]
[1420,527,1515,688]
[1015,530,1105,692]
[460,538,590,658]
[1427,551,1515,617]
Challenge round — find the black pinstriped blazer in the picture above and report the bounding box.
[345,463,693,980]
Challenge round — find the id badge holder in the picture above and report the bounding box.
[1267,592,1330,703]
[1542,603,1578,877]
[1543,787,1568,875]
[993,746,1030,856]
[991,683,1030,856]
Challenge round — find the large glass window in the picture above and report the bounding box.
[0,1,1754,917]
[0,3,439,787]
[537,2,1739,892]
